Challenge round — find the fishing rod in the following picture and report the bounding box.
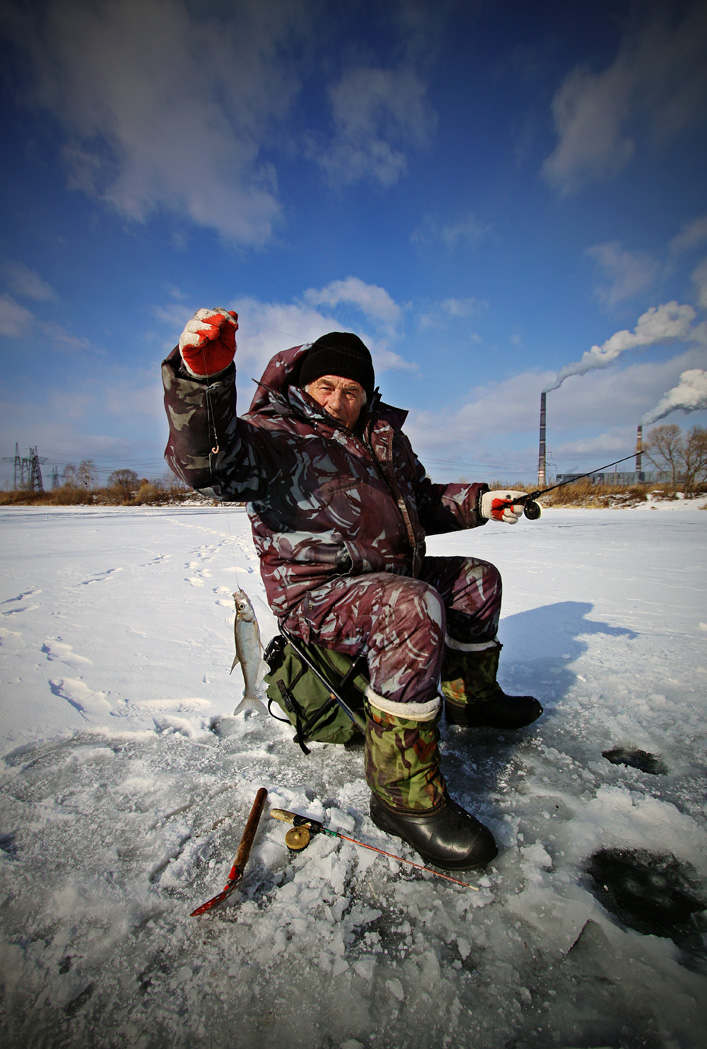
[270,807,479,890]
[498,453,641,520]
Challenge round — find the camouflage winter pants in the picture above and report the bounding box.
[282,556,502,706]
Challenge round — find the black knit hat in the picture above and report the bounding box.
[298,332,375,401]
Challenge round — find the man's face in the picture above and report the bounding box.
[306,374,366,429]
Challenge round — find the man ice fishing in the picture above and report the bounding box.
[162,307,543,872]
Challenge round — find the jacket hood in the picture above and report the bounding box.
[248,344,312,413]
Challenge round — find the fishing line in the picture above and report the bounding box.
[199,341,242,581]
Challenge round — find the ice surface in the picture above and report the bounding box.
[1,504,706,1048]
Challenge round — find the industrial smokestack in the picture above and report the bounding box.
[538,392,547,487]
[636,424,643,478]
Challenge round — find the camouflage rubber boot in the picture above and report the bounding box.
[365,691,497,871]
[441,639,543,729]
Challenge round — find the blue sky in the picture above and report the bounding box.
[1,0,706,489]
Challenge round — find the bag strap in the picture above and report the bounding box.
[273,678,312,756]
[280,626,367,734]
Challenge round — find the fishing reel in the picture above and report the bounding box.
[285,825,312,851]
[522,498,541,520]
[271,808,322,852]
[495,494,542,520]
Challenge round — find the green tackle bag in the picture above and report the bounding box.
[263,633,368,753]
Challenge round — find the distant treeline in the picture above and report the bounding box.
[3,476,704,510]
[0,467,213,507]
[2,424,706,506]
[529,479,705,509]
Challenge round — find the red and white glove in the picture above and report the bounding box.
[179,308,239,378]
[480,490,527,524]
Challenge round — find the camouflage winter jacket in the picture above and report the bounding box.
[162,343,489,618]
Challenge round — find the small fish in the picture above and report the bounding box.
[230,589,268,716]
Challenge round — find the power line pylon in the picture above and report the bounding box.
[3,444,48,491]
[28,447,45,492]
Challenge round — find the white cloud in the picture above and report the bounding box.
[0,292,97,353]
[544,301,700,392]
[402,369,549,479]
[304,278,402,327]
[5,2,442,237]
[440,298,485,319]
[41,322,97,356]
[691,257,707,310]
[0,294,34,337]
[542,4,707,194]
[314,66,436,187]
[2,262,57,301]
[416,296,487,330]
[411,212,488,249]
[152,302,198,348]
[6,0,311,245]
[586,241,660,306]
[204,288,420,408]
[542,59,634,194]
[227,297,340,386]
[669,215,707,255]
[150,279,418,403]
[643,367,707,424]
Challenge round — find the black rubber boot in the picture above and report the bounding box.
[369,793,498,871]
[445,692,543,729]
[442,641,543,729]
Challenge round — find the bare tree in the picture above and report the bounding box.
[76,459,97,490]
[108,469,140,497]
[62,463,78,487]
[644,425,683,491]
[681,426,707,495]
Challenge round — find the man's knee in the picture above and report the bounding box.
[366,580,445,704]
[373,579,445,661]
[461,556,501,593]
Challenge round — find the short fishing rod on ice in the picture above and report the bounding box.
[270,807,479,890]
[497,452,640,520]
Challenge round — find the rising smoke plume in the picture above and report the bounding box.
[544,301,697,393]
[642,369,707,425]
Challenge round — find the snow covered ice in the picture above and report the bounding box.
[1,502,706,1049]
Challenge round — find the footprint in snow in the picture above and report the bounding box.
[78,567,123,586]
[0,626,25,650]
[42,638,93,667]
[1,587,43,605]
[48,678,113,720]
[1,588,42,616]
